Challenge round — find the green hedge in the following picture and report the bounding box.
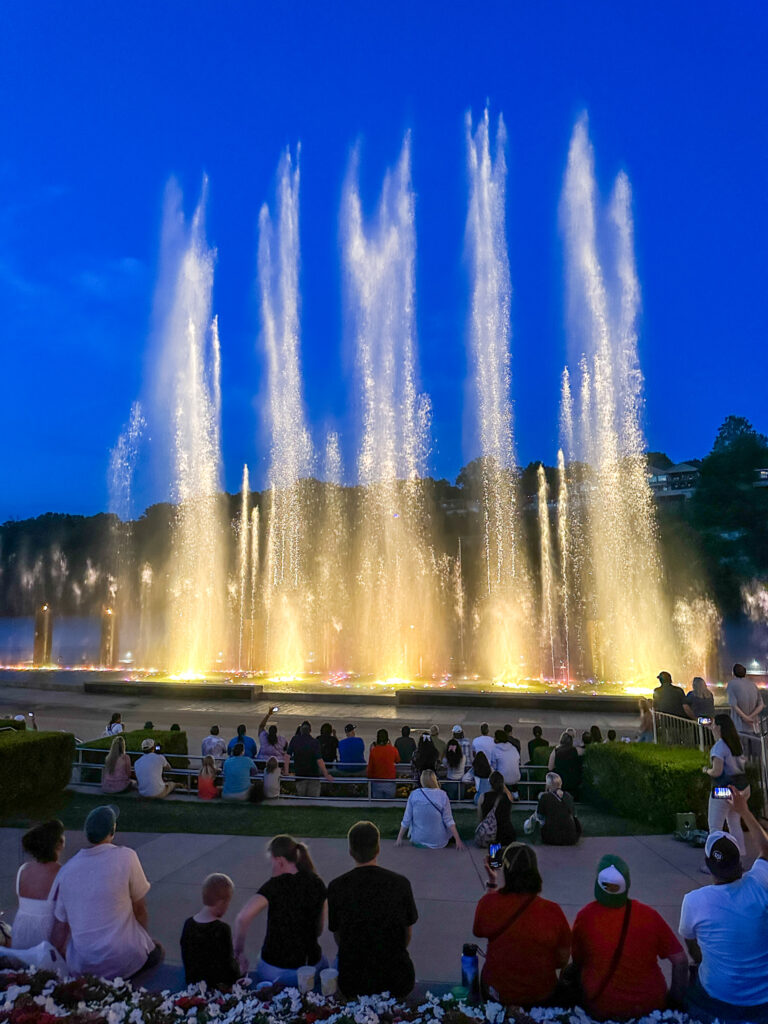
[0,730,75,816]
[78,729,189,784]
[0,719,26,732]
[581,742,762,829]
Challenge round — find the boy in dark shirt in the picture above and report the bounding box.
[181,873,241,990]
[328,820,418,998]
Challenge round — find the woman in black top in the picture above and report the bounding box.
[479,771,516,846]
[535,772,581,845]
[318,722,339,764]
[548,732,582,798]
[233,835,327,984]
[412,734,440,782]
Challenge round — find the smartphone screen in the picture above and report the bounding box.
[698,717,713,726]
[713,786,732,800]
[272,706,280,713]
[489,842,502,868]
[155,745,161,753]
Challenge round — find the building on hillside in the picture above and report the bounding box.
[648,461,702,502]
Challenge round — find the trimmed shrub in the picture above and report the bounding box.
[77,729,189,784]
[0,730,75,816]
[582,741,762,828]
[0,719,26,732]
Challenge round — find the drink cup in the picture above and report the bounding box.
[319,967,338,996]
[297,965,316,994]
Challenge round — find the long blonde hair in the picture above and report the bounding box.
[200,755,217,778]
[420,769,439,789]
[105,735,126,774]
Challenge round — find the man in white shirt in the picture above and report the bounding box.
[490,729,521,790]
[134,739,175,798]
[471,723,495,759]
[201,724,227,761]
[51,805,163,980]
[679,787,768,1020]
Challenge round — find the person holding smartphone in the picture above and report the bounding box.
[702,714,749,860]
[473,842,570,1007]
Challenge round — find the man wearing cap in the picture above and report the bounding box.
[337,724,366,772]
[653,671,687,718]
[134,738,175,798]
[50,806,163,979]
[680,786,768,1022]
[571,854,687,1019]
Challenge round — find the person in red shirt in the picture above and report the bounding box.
[473,842,571,1007]
[367,729,400,798]
[571,854,688,1020]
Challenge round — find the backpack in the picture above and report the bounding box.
[474,795,501,847]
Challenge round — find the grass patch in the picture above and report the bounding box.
[1,791,665,839]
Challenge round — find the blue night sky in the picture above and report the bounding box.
[0,1,766,521]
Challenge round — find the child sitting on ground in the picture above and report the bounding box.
[180,873,242,990]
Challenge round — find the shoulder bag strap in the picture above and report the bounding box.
[418,788,444,814]
[486,893,537,944]
[591,900,632,1004]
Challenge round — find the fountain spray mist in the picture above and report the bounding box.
[465,107,533,677]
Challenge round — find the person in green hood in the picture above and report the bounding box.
[570,854,688,1020]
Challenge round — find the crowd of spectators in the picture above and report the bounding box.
[6,788,767,1021]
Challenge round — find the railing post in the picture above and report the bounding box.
[652,709,658,744]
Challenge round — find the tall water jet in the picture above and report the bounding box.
[465,107,533,677]
[259,147,313,674]
[236,465,250,670]
[315,432,348,670]
[556,449,571,680]
[248,506,260,669]
[156,182,226,676]
[343,136,444,677]
[560,115,676,682]
[108,401,145,639]
[537,465,556,678]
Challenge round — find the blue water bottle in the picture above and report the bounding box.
[461,943,480,1003]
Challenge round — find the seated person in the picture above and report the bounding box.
[338,724,366,771]
[318,722,339,765]
[474,842,570,1007]
[367,729,400,798]
[680,787,768,1023]
[102,713,124,737]
[527,725,549,763]
[472,750,492,803]
[197,755,221,800]
[181,873,241,990]
[263,757,281,799]
[548,732,582,797]
[396,770,464,849]
[222,743,255,801]
[101,735,133,794]
[135,739,175,798]
[606,729,617,742]
[228,724,257,759]
[13,820,65,949]
[478,771,516,846]
[533,772,581,845]
[572,854,687,1020]
[201,725,227,761]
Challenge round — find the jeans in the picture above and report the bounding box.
[686,975,768,1024]
[254,955,328,989]
[371,781,396,799]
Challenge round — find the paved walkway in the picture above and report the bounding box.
[0,826,736,990]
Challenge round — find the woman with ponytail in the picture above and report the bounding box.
[233,834,328,985]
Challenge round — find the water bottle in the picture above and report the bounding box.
[461,943,480,1003]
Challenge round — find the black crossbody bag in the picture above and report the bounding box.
[558,899,633,1009]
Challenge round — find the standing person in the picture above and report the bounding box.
[396,770,464,849]
[503,724,521,755]
[201,725,227,761]
[228,724,257,759]
[491,730,521,791]
[221,743,255,801]
[233,835,327,986]
[51,806,163,979]
[683,677,715,721]
[702,714,750,858]
[571,855,687,1020]
[180,874,240,990]
[134,739,175,799]
[653,671,687,718]
[473,843,570,1008]
[102,713,123,737]
[728,662,765,741]
[548,733,582,798]
[367,729,400,798]
[288,723,333,797]
[318,723,339,765]
[12,820,65,948]
[101,735,133,794]
[472,723,495,760]
[477,772,516,847]
[394,725,416,764]
[637,699,654,742]
[528,725,549,762]
[451,725,472,764]
[337,724,366,771]
[429,725,446,758]
[680,786,768,1023]
[328,821,418,998]
[532,772,581,846]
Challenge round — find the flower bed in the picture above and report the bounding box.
[0,969,705,1024]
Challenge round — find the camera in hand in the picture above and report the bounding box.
[489,842,502,868]
[698,717,713,726]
